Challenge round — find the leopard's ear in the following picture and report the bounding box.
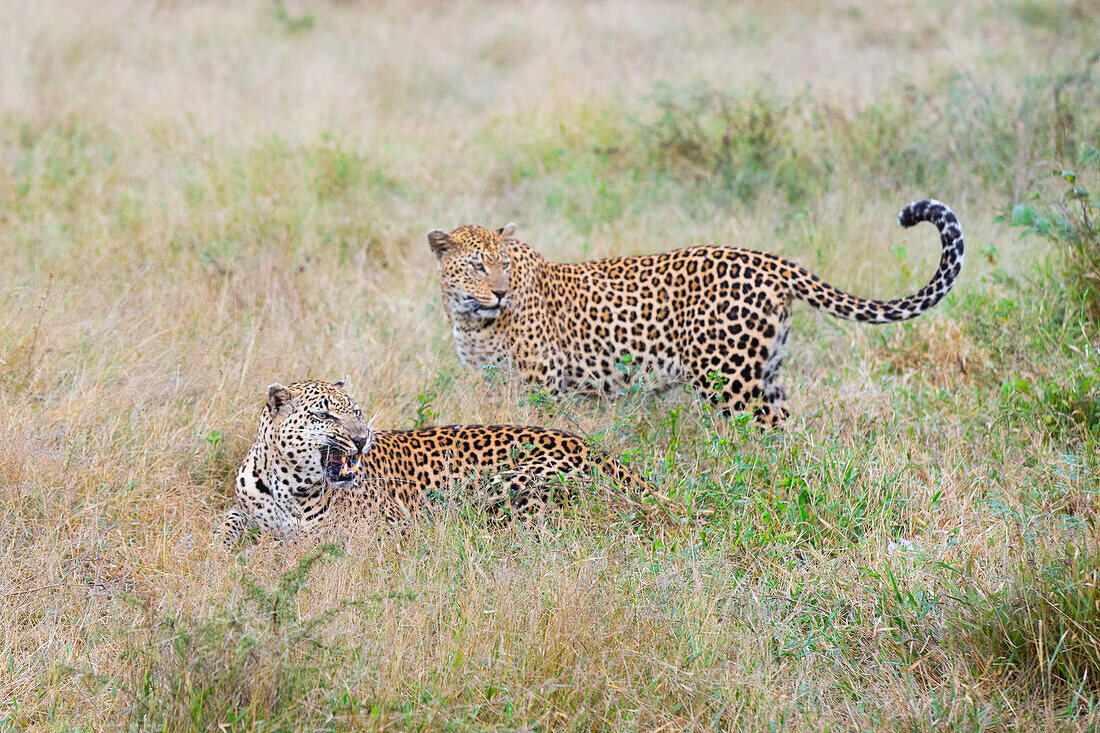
[427,229,452,257]
[498,222,516,239]
[266,383,292,414]
[334,374,350,389]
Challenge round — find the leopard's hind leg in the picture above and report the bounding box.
[716,305,792,427]
[756,310,792,426]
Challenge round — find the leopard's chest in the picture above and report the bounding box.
[451,314,512,368]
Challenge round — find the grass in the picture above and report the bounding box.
[1,0,1099,729]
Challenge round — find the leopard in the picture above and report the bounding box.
[220,378,658,545]
[428,199,964,425]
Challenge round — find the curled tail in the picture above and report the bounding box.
[792,199,964,323]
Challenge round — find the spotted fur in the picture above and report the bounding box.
[428,200,964,425]
[221,380,656,544]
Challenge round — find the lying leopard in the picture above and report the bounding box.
[221,379,657,544]
[428,200,964,425]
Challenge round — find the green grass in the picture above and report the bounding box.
[2,0,1100,730]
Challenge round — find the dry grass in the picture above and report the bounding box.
[2,0,1099,729]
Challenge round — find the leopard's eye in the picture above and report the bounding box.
[310,410,334,421]
[472,260,487,274]
[353,407,363,419]
[501,258,511,270]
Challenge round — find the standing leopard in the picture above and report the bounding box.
[221,379,658,544]
[428,200,964,425]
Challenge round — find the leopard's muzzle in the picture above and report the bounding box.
[320,445,363,485]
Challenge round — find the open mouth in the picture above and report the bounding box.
[322,449,362,484]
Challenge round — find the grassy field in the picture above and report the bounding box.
[2,0,1099,729]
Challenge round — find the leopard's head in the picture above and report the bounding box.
[259,378,372,488]
[222,378,374,544]
[427,223,515,319]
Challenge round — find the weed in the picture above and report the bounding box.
[412,390,439,428]
[59,546,353,730]
[273,0,315,34]
[862,558,944,659]
[956,541,1100,696]
[1000,369,1100,439]
[1008,154,1100,326]
[637,82,825,205]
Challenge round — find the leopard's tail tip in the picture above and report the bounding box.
[898,199,952,228]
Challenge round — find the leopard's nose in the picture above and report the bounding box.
[492,290,507,300]
[352,435,368,453]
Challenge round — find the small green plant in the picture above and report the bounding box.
[1000,370,1100,439]
[273,0,315,34]
[480,363,503,387]
[1007,155,1100,325]
[311,137,364,201]
[519,387,554,410]
[412,390,438,429]
[613,353,644,399]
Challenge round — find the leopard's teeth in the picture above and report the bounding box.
[336,454,360,478]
